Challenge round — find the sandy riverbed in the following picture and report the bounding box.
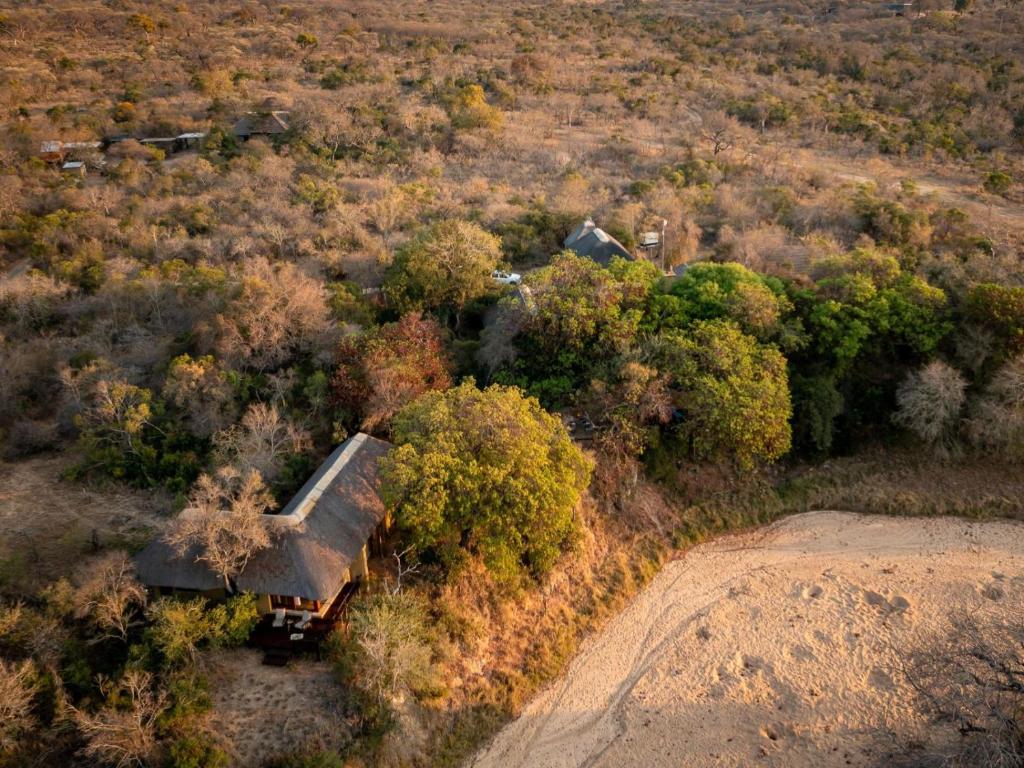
[471,511,1024,768]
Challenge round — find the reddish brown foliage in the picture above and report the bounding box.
[331,313,453,434]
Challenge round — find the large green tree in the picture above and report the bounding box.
[786,248,951,451]
[379,381,592,584]
[488,253,659,404]
[644,261,794,342]
[383,219,501,325]
[650,321,792,469]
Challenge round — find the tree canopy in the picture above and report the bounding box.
[649,321,792,469]
[383,219,501,323]
[379,381,593,584]
[332,312,453,434]
[645,261,792,341]
[488,253,660,404]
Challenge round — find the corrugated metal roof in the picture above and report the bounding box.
[134,433,392,601]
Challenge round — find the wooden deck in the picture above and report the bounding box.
[248,581,361,657]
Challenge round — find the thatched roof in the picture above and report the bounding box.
[563,219,633,267]
[231,110,290,137]
[134,433,392,602]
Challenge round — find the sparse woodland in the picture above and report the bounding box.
[0,0,1023,766]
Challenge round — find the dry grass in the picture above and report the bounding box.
[0,452,167,591]
[780,448,1024,521]
[205,648,352,767]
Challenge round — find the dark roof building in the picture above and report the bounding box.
[134,433,391,609]
[232,111,290,139]
[563,219,633,267]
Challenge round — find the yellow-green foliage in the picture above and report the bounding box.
[381,381,593,585]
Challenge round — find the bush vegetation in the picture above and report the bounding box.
[0,0,1022,765]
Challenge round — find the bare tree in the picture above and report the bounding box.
[894,361,967,453]
[73,552,147,643]
[700,112,740,156]
[213,402,310,483]
[367,182,416,249]
[72,670,167,768]
[162,354,236,438]
[0,659,36,754]
[165,467,275,593]
[293,98,383,161]
[389,546,421,595]
[206,258,331,372]
[968,354,1024,459]
[897,609,1024,768]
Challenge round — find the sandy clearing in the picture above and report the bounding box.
[206,649,351,767]
[471,511,1024,768]
[0,453,165,585]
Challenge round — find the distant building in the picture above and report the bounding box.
[38,139,102,164]
[139,132,206,154]
[134,433,392,633]
[563,218,633,267]
[884,2,914,15]
[61,161,86,177]
[232,110,290,140]
[39,141,65,163]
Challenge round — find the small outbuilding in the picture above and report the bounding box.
[134,433,392,625]
[61,161,86,177]
[563,219,633,267]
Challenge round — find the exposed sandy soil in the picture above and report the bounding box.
[0,453,165,587]
[206,649,351,767]
[472,511,1024,768]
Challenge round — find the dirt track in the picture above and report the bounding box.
[471,511,1024,768]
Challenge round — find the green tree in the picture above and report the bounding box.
[380,381,593,583]
[448,84,503,132]
[982,170,1012,198]
[146,594,258,666]
[295,32,318,50]
[650,321,792,469]
[801,248,950,372]
[488,253,658,404]
[383,220,501,326]
[964,283,1024,360]
[166,735,230,768]
[644,261,793,340]
[73,378,203,491]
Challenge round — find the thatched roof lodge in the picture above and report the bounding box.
[232,110,290,139]
[563,218,633,267]
[134,433,391,621]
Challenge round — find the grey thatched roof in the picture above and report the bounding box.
[563,219,633,267]
[232,110,290,137]
[134,433,391,602]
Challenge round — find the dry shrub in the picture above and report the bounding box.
[968,354,1024,459]
[717,223,794,272]
[205,257,331,372]
[894,360,967,454]
[71,670,167,768]
[895,603,1024,768]
[0,271,67,335]
[0,658,37,753]
[2,418,59,459]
